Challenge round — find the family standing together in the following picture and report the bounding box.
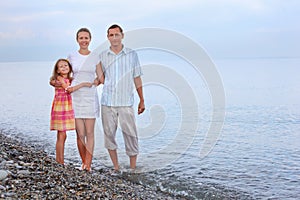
[50,24,145,172]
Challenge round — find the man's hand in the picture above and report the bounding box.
[93,78,100,86]
[138,100,145,114]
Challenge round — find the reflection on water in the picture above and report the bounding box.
[0,59,299,199]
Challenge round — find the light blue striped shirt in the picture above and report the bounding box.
[99,46,142,106]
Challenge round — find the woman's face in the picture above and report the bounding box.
[77,31,91,49]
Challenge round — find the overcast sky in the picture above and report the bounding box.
[0,0,299,62]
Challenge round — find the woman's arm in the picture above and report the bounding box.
[96,63,105,84]
[66,82,93,93]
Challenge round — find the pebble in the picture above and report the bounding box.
[17,169,30,175]
[0,131,186,199]
[0,170,8,180]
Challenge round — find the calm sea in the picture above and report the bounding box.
[0,58,299,199]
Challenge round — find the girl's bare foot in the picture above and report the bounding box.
[85,166,92,172]
[85,167,92,172]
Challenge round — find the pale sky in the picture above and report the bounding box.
[0,0,299,62]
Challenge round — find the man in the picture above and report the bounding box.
[97,24,145,171]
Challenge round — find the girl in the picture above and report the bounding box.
[50,58,92,164]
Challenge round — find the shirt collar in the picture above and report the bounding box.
[107,45,127,55]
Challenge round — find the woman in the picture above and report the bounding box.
[67,28,100,171]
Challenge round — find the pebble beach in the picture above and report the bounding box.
[0,131,186,199]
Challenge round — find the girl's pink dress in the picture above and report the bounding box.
[50,78,75,131]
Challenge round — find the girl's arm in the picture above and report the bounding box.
[49,79,62,87]
[57,76,70,89]
[66,82,93,93]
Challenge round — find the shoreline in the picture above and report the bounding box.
[0,131,186,199]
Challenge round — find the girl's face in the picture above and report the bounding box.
[57,60,70,75]
[77,31,91,50]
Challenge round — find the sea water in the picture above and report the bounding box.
[0,58,299,199]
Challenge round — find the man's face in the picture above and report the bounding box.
[107,27,123,47]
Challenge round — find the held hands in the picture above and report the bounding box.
[93,78,100,86]
[66,86,74,93]
[93,77,104,86]
[50,79,62,87]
